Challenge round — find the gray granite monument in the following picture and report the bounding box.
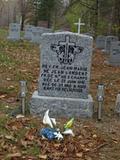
[109,41,120,66]
[30,32,94,118]
[105,36,118,54]
[96,35,106,49]
[7,23,21,40]
[115,93,120,115]
[31,27,52,44]
[24,25,33,40]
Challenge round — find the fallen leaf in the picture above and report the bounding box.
[6,152,22,158]
[5,105,9,108]
[25,128,36,141]
[0,94,6,99]
[20,139,28,148]
[5,135,16,141]
[92,134,97,138]
[16,114,25,119]
[76,152,83,158]
[38,154,47,159]
[6,78,11,81]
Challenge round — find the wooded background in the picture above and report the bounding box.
[0,0,120,38]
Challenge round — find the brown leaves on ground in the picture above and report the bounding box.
[0,116,106,160]
[91,49,120,110]
[1,34,120,159]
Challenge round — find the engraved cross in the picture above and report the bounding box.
[58,35,75,63]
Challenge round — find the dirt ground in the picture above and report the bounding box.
[0,30,120,159]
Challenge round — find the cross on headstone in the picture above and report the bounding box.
[74,18,85,34]
[59,36,75,60]
[51,35,83,64]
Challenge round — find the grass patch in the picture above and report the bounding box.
[0,114,10,135]
[0,102,18,114]
[25,144,40,157]
[0,28,8,39]
[0,52,15,67]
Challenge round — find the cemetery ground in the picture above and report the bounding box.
[0,29,120,160]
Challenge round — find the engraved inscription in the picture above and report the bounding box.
[41,64,88,93]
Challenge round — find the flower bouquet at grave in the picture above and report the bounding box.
[38,110,74,140]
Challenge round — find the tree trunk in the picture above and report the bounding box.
[21,14,25,31]
[94,0,99,37]
[114,0,120,39]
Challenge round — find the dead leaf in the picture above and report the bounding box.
[6,152,22,158]
[92,134,97,138]
[7,120,23,130]
[5,135,16,141]
[20,139,28,148]
[5,105,9,108]
[54,143,61,147]
[6,78,11,81]
[0,94,7,99]
[76,152,83,158]
[25,128,36,141]
[38,154,47,159]
[16,114,25,119]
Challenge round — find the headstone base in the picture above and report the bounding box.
[109,61,120,66]
[30,91,93,118]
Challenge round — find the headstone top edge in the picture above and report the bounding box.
[10,23,20,25]
[41,32,93,39]
[106,35,118,38]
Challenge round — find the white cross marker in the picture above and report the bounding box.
[74,18,85,34]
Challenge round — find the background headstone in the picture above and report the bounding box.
[31,27,52,44]
[115,93,120,115]
[109,41,120,66]
[30,32,94,118]
[7,23,21,40]
[96,35,106,49]
[105,36,118,54]
[24,25,33,40]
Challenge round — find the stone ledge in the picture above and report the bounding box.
[29,91,94,118]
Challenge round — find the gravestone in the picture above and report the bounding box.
[96,35,106,49]
[7,23,21,40]
[115,93,120,115]
[24,25,33,40]
[105,36,118,53]
[30,32,94,118]
[31,27,52,44]
[109,41,120,66]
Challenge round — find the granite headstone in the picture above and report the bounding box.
[109,41,120,66]
[24,25,33,40]
[96,35,106,49]
[7,23,21,40]
[115,93,120,115]
[30,32,93,118]
[105,36,118,53]
[31,27,52,44]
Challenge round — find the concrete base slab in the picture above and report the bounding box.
[29,91,94,118]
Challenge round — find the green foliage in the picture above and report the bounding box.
[0,114,10,135]
[0,53,15,67]
[65,0,120,37]
[65,1,93,33]
[0,28,8,39]
[33,0,63,27]
[25,144,40,156]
